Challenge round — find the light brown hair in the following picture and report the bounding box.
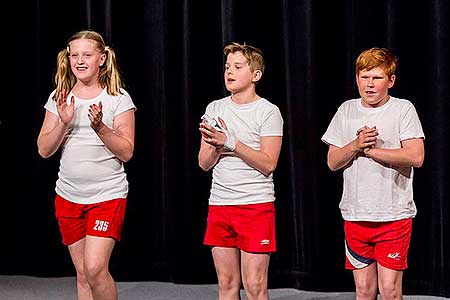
[224,42,265,73]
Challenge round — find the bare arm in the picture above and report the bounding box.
[364,138,424,168]
[198,137,223,171]
[198,121,282,176]
[198,121,223,171]
[37,111,69,158]
[91,106,135,162]
[234,136,282,177]
[37,90,75,158]
[327,126,378,171]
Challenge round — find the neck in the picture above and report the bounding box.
[363,95,390,108]
[73,81,104,99]
[230,88,259,104]
[73,80,103,91]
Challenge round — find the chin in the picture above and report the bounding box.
[225,86,237,93]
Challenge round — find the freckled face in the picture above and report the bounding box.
[356,67,395,108]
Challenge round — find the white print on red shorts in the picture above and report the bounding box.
[93,220,109,232]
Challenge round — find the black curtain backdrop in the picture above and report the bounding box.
[8,0,449,297]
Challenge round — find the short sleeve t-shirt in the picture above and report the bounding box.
[44,88,136,204]
[204,96,283,205]
[321,97,425,221]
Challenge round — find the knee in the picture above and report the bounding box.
[75,267,89,286]
[355,281,378,300]
[242,276,267,298]
[217,273,241,293]
[84,261,108,285]
[379,282,402,300]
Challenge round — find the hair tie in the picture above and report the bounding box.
[105,46,110,52]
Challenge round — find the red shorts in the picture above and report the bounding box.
[55,194,127,246]
[204,202,276,253]
[344,218,412,271]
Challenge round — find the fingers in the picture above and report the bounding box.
[202,135,215,144]
[361,130,378,139]
[356,125,376,136]
[88,102,103,128]
[217,117,227,130]
[199,122,216,133]
[356,126,368,136]
[56,91,62,106]
[56,89,69,106]
[355,126,379,151]
[199,125,213,137]
[357,132,378,149]
[69,96,75,107]
[357,126,378,141]
[358,131,378,142]
[89,102,103,115]
[199,123,226,147]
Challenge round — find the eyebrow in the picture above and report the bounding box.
[69,51,95,54]
[360,74,385,77]
[225,62,247,66]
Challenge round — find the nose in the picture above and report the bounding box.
[367,78,374,87]
[77,55,85,64]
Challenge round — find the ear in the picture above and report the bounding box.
[99,53,107,67]
[252,70,262,83]
[388,74,396,88]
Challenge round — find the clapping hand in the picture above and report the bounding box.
[55,89,75,126]
[88,101,104,131]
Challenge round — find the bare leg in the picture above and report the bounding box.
[84,236,117,300]
[353,262,378,300]
[212,247,242,300]
[240,251,270,300]
[377,264,403,300]
[68,238,93,300]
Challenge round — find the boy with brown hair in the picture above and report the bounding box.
[198,42,283,300]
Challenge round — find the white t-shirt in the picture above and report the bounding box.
[321,97,425,221]
[44,88,136,204]
[204,96,283,205]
